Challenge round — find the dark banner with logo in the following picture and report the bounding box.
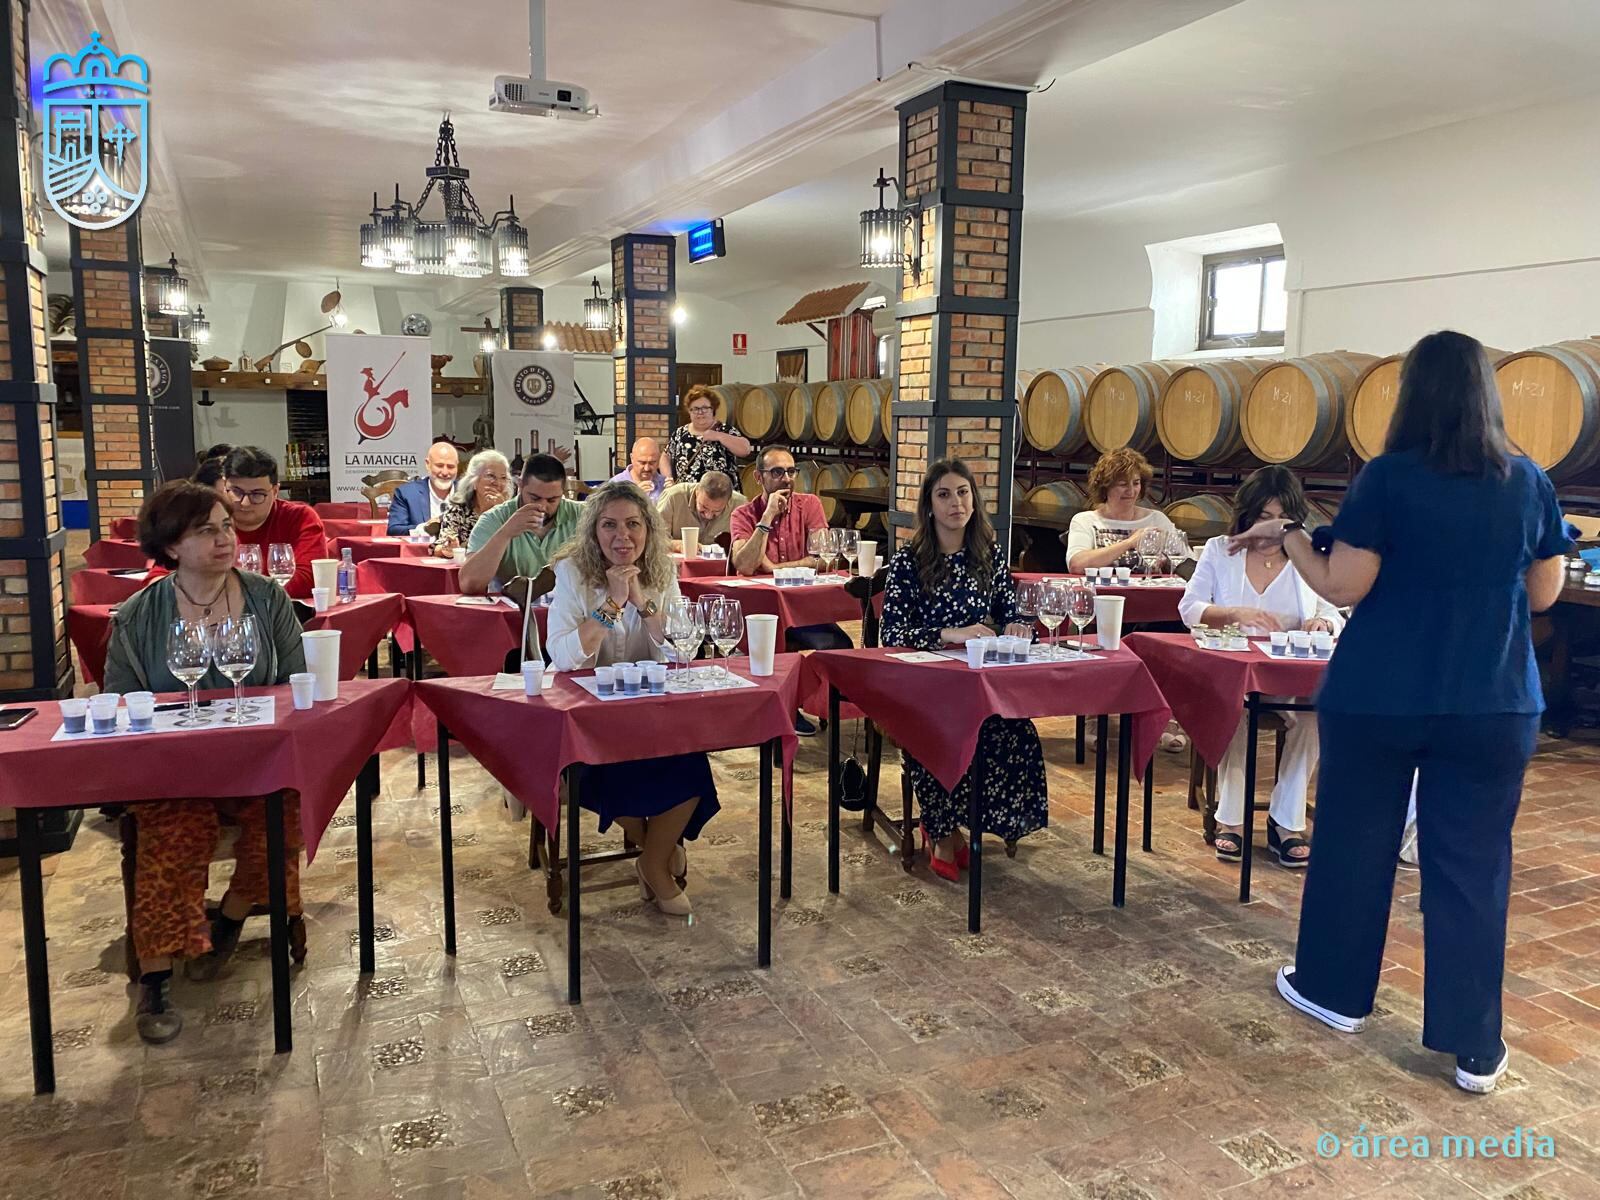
[148,337,195,483]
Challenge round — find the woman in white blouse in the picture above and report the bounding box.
[1179,467,1343,867]
[1065,448,1182,573]
[546,480,715,916]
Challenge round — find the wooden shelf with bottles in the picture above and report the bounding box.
[191,371,488,396]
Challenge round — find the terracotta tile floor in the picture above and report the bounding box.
[2,712,1600,1199]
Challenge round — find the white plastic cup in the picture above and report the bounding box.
[311,586,331,613]
[965,639,986,669]
[290,672,316,710]
[1269,631,1289,656]
[452,547,467,564]
[620,664,643,695]
[747,613,778,676]
[681,527,699,558]
[521,659,544,696]
[59,697,88,733]
[1288,631,1312,658]
[1085,567,1101,584]
[301,628,341,701]
[1115,566,1132,583]
[594,666,616,696]
[125,692,155,731]
[311,558,339,593]
[857,540,878,576]
[1009,634,1031,662]
[646,662,668,693]
[1311,631,1335,658]
[89,692,120,734]
[1094,595,1126,651]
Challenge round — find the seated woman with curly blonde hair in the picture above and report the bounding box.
[1064,447,1181,573]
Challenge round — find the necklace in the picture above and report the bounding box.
[175,573,231,618]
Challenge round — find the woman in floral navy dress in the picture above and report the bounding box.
[880,458,1049,878]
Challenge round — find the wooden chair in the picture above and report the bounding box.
[359,470,412,519]
[1187,714,1287,844]
[843,567,918,870]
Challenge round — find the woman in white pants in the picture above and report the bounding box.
[1179,467,1343,867]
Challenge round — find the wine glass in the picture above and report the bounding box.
[807,528,829,570]
[212,615,260,725]
[267,542,295,589]
[1037,580,1067,660]
[1066,581,1096,655]
[664,598,704,691]
[236,543,263,575]
[1138,527,1164,579]
[709,597,744,682]
[1164,529,1190,572]
[696,595,723,681]
[838,528,860,576]
[1015,581,1041,655]
[166,619,215,728]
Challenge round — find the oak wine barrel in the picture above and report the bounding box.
[1022,366,1098,455]
[1015,368,1039,404]
[1239,352,1378,467]
[1156,359,1272,464]
[698,383,745,426]
[782,381,824,443]
[1163,493,1234,541]
[846,464,888,531]
[1020,480,1089,517]
[738,461,761,499]
[733,383,787,444]
[1494,340,1600,481]
[811,380,852,445]
[1349,348,1506,461]
[814,462,852,525]
[1084,361,1183,455]
[846,378,893,447]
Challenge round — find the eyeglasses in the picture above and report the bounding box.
[688,406,714,415]
[226,486,273,505]
[765,467,799,479]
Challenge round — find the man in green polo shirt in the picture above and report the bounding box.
[460,453,582,594]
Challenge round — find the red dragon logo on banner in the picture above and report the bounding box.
[354,354,411,443]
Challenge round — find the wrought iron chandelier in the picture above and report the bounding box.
[358,114,528,278]
[583,276,612,331]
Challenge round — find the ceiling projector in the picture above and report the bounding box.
[490,76,599,120]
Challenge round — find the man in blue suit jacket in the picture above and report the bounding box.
[387,440,460,534]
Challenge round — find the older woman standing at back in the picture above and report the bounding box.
[1065,447,1181,573]
[433,449,511,557]
[666,384,752,485]
[545,481,717,917]
[1233,331,1570,1094]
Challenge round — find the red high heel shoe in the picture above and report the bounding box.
[920,824,962,881]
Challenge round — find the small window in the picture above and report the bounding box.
[1199,245,1285,350]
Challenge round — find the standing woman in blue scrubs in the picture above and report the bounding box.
[1228,330,1569,1095]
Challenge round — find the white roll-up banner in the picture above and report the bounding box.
[325,333,433,503]
[491,350,579,466]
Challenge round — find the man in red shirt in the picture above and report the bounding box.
[223,446,327,598]
[730,445,851,734]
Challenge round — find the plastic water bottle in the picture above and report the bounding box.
[337,547,357,604]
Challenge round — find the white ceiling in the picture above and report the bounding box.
[33,0,1600,310]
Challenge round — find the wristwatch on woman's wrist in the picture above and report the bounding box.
[637,599,658,618]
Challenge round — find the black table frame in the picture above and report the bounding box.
[16,755,381,1095]
[824,685,1146,930]
[1239,694,1316,904]
[432,723,785,1003]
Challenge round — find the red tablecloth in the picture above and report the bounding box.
[66,592,406,687]
[415,655,803,830]
[0,677,409,861]
[70,568,150,606]
[315,502,369,520]
[679,575,860,648]
[799,646,1171,791]
[675,555,732,579]
[322,518,390,540]
[1013,572,1184,626]
[333,536,434,564]
[82,538,148,569]
[406,594,543,678]
[109,516,139,538]
[1123,632,1326,768]
[357,555,460,598]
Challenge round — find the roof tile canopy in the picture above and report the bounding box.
[542,322,616,355]
[777,282,876,326]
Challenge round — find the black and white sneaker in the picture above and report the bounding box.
[1275,965,1366,1034]
[1455,1040,1509,1094]
[793,713,819,737]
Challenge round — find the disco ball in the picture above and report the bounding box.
[401,313,432,337]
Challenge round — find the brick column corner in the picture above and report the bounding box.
[888,83,1027,557]
[498,286,544,351]
[610,234,676,464]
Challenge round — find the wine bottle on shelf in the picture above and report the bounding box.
[511,436,525,477]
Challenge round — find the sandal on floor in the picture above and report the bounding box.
[1213,829,1242,863]
[1159,730,1189,753]
[1267,818,1310,869]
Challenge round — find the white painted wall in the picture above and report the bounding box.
[192,388,289,458]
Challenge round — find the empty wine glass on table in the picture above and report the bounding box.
[236,543,263,575]
[211,614,260,725]
[166,618,215,728]
[267,542,295,589]
[1037,580,1068,660]
[664,598,704,691]
[838,528,860,576]
[1164,529,1190,573]
[709,597,745,681]
[1066,580,1097,656]
[1138,527,1164,579]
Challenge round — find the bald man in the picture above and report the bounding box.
[610,436,667,501]
[388,439,461,534]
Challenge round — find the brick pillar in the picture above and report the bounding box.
[610,233,676,463]
[888,82,1027,556]
[498,286,543,350]
[73,220,154,539]
[0,0,70,701]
